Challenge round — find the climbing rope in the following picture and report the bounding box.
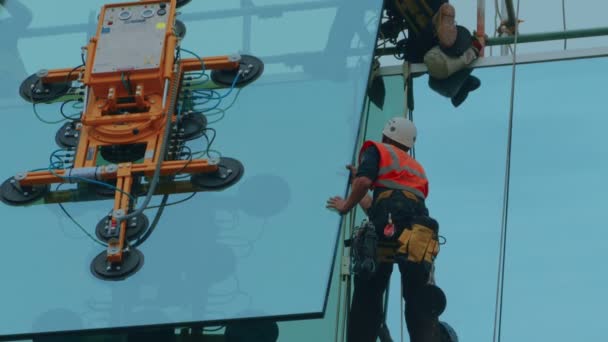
[334,244,344,342]
[562,0,568,50]
[492,0,520,341]
[492,0,506,56]
[400,283,405,342]
[335,88,375,342]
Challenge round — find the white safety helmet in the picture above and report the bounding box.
[382,117,417,148]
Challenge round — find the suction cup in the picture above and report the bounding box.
[176,0,192,8]
[99,144,146,163]
[179,112,207,141]
[95,213,149,242]
[19,71,70,103]
[55,121,80,148]
[191,157,244,191]
[211,55,264,88]
[91,247,144,281]
[0,176,48,206]
[174,19,187,39]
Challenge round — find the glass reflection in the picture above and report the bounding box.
[0,0,382,338]
[503,57,608,342]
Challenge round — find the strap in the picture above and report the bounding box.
[374,189,420,205]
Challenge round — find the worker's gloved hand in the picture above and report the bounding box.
[461,48,478,65]
[470,32,487,56]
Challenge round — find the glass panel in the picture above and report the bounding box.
[369,67,514,341]
[503,57,608,341]
[0,0,383,338]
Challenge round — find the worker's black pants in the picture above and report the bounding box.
[347,262,441,342]
[347,191,441,342]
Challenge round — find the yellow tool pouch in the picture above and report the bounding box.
[397,219,439,264]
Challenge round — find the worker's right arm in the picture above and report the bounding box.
[347,164,372,213]
[349,145,380,213]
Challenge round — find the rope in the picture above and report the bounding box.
[343,210,356,340]
[400,283,405,342]
[336,91,374,342]
[404,62,415,160]
[562,0,568,50]
[333,210,349,342]
[334,261,343,342]
[492,0,520,341]
[402,63,414,342]
[491,0,506,57]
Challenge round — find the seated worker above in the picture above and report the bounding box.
[387,1,482,107]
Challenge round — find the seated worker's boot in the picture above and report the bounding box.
[451,75,481,107]
[435,3,458,49]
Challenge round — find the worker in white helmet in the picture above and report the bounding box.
[327,117,443,342]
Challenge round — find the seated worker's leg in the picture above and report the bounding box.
[428,68,480,107]
[451,74,481,107]
[347,262,393,342]
[400,263,442,342]
[428,67,471,98]
[424,46,477,80]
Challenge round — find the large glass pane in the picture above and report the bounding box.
[0,0,383,338]
[368,67,513,341]
[503,57,608,341]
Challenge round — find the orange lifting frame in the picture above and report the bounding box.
[16,0,240,265]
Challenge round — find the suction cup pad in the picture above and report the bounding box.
[179,112,207,141]
[95,213,149,242]
[55,121,80,148]
[174,19,187,39]
[0,177,48,206]
[211,55,264,87]
[91,248,144,281]
[19,73,70,103]
[191,157,244,191]
[176,0,192,8]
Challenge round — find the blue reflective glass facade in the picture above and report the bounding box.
[378,58,608,342]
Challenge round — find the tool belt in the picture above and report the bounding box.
[396,216,440,265]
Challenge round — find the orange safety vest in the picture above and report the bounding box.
[359,141,429,199]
